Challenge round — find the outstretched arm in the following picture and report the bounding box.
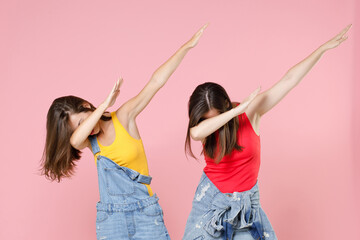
[117,24,208,121]
[248,24,351,118]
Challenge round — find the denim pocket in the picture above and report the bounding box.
[142,203,163,217]
[105,168,135,195]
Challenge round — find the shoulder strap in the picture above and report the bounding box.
[88,135,100,155]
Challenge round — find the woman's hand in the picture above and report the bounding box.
[103,78,123,109]
[321,24,352,50]
[117,24,208,121]
[189,87,261,141]
[184,23,209,49]
[235,87,261,112]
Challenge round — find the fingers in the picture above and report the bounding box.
[324,24,351,49]
[340,24,352,36]
[194,23,209,38]
[339,35,349,44]
[336,24,352,40]
[253,86,261,95]
[113,77,123,92]
[186,23,209,48]
[240,86,261,108]
[249,86,261,100]
[118,77,124,88]
[108,78,122,104]
[199,23,209,33]
[340,24,352,42]
[114,89,121,99]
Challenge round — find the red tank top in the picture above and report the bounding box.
[203,112,260,193]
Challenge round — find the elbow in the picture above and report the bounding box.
[190,128,204,141]
[150,74,166,89]
[69,135,82,150]
[282,71,293,82]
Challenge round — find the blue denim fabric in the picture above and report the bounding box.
[183,173,277,240]
[89,136,170,240]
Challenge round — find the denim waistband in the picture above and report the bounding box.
[96,194,159,212]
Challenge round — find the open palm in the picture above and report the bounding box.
[186,23,209,48]
[323,24,351,50]
[104,78,123,108]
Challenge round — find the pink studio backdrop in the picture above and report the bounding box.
[1,1,358,239]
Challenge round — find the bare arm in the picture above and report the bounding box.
[190,87,260,141]
[70,80,122,150]
[248,24,351,118]
[117,24,208,121]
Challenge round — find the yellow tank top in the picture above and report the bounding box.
[94,112,153,196]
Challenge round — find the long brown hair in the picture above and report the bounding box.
[40,96,111,182]
[185,82,243,163]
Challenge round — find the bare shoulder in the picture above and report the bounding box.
[244,101,261,136]
[115,104,140,139]
[115,105,130,128]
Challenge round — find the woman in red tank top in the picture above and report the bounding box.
[183,24,351,240]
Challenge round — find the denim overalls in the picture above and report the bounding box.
[183,173,277,240]
[89,136,170,240]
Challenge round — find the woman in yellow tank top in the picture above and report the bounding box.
[96,111,153,195]
[41,24,208,239]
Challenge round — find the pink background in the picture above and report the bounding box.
[1,0,359,239]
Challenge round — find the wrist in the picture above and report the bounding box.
[229,107,240,117]
[182,41,195,50]
[98,102,109,112]
[318,44,329,53]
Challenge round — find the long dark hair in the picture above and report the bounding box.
[40,96,111,182]
[185,82,243,163]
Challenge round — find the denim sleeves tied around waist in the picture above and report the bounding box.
[204,188,257,237]
[183,172,277,240]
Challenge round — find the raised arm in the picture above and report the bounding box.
[190,87,260,141]
[70,79,122,150]
[117,24,208,121]
[247,24,351,118]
